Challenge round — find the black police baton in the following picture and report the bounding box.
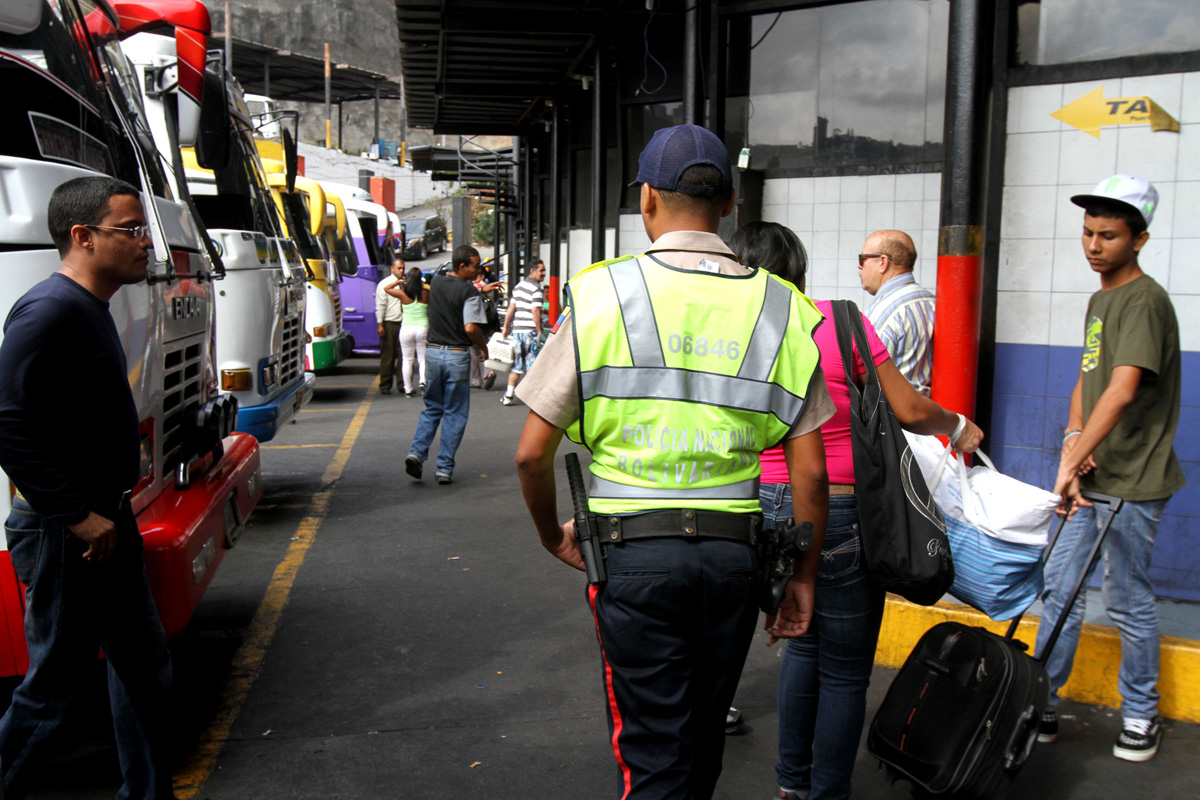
[565,453,606,585]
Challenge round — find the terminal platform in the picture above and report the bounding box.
[16,358,1200,799]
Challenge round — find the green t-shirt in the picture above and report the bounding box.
[1078,274,1185,501]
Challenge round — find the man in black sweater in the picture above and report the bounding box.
[0,176,179,800]
[405,245,489,484]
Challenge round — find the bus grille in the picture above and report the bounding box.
[162,340,204,477]
[281,314,303,386]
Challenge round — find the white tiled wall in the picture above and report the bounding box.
[761,172,945,310]
[1002,71,1200,351]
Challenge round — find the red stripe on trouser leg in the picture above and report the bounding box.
[590,584,633,800]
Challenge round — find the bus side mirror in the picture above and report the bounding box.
[283,128,298,195]
[194,69,231,170]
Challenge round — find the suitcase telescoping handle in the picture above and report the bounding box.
[1002,491,1123,662]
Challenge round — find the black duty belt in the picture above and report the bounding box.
[589,510,762,546]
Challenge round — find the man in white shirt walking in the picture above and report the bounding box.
[376,258,406,394]
[858,229,935,396]
[500,259,546,406]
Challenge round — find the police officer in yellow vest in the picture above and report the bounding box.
[515,125,835,799]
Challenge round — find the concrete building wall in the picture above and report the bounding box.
[298,142,452,214]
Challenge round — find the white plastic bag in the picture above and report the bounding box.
[904,434,1060,620]
[906,434,1059,545]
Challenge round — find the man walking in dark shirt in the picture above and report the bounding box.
[405,245,489,485]
[0,176,179,799]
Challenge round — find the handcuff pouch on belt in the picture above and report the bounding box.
[760,519,816,615]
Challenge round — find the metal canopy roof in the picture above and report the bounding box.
[225,36,402,104]
[395,1,641,135]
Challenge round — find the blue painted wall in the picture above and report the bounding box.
[989,343,1199,601]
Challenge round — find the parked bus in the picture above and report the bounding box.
[257,149,353,371]
[0,0,262,674]
[114,2,314,442]
[317,182,396,356]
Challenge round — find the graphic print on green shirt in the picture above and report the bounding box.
[1081,315,1102,373]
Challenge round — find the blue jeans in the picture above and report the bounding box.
[762,486,884,800]
[1034,497,1168,721]
[409,347,472,478]
[0,497,176,800]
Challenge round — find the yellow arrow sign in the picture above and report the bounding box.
[1051,87,1180,138]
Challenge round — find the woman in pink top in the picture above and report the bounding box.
[729,222,983,800]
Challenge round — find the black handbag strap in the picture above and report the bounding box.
[830,300,882,425]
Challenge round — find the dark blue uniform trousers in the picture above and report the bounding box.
[589,536,761,800]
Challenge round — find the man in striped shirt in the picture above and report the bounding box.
[859,229,935,396]
[500,259,546,405]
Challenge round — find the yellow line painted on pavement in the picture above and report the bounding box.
[300,407,357,413]
[876,596,1200,723]
[174,384,377,798]
[261,443,341,450]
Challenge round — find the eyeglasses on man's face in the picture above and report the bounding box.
[857,253,888,267]
[86,224,151,239]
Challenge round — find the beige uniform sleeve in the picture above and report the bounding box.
[513,313,580,429]
[785,365,835,439]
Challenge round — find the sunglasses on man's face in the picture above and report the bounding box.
[857,253,888,267]
[86,224,151,239]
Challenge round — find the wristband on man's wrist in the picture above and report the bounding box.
[1063,429,1082,445]
[951,413,967,444]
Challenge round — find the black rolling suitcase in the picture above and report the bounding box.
[866,492,1124,799]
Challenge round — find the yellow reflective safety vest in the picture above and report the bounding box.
[566,254,824,515]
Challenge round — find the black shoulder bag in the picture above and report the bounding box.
[830,300,953,606]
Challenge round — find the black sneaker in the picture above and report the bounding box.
[725,707,744,735]
[1113,717,1162,762]
[405,454,422,480]
[482,372,496,390]
[436,473,452,485]
[380,386,391,395]
[778,788,808,800]
[1037,709,1058,743]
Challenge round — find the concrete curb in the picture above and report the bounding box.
[875,596,1200,723]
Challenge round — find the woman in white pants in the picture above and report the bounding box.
[387,267,429,397]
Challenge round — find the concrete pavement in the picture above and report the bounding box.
[19,357,1200,799]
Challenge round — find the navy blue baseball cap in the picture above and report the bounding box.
[631,124,733,198]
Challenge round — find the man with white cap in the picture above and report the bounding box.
[1035,174,1184,762]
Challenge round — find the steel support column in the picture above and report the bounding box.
[548,102,563,323]
[324,43,332,148]
[706,0,726,136]
[683,0,703,124]
[522,138,533,281]
[511,135,522,290]
[931,0,991,423]
[591,44,607,264]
